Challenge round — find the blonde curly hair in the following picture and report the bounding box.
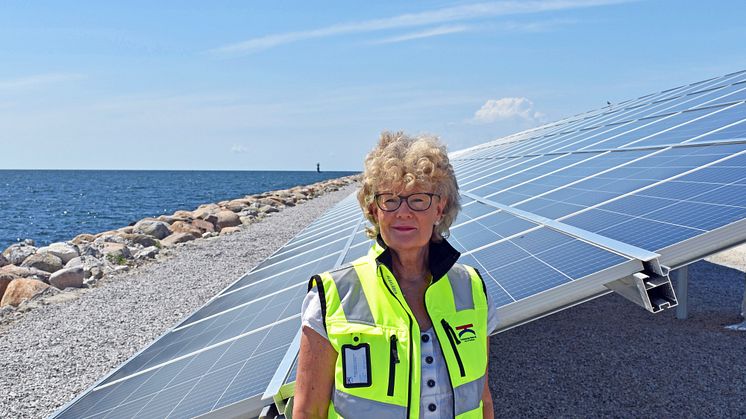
[357,131,460,241]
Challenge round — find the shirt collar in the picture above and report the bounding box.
[369,234,461,282]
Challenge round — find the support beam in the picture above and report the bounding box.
[673,266,689,320]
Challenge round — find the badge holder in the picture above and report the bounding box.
[341,339,372,388]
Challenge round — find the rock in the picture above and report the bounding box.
[0,278,49,307]
[216,210,241,229]
[239,208,259,217]
[0,272,19,302]
[0,253,8,268]
[94,230,119,239]
[20,252,63,273]
[0,305,15,316]
[49,266,85,289]
[135,246,160,260]
[79,244,103,258]
[169,221,203,238]
[161,233,196,247]
[101,243,132,264]
[157,214,190,224]
[193,204,219,220]
[37,242,79,265]
[0,265,51,283]
[120,233,158,248]
[225,200,251,212]
[239,216,254,225]
[65,255,104,277]
[202,232,219,239]
[173,210,193,219]
[220,226,242,235]
[22,239,35,246]
[2,243,37,265]
[258,205,280,214]
[71,233,96,245]
[133,220,172,240]
[191,219,216,233]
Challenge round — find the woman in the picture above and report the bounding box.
[294,132,498,418]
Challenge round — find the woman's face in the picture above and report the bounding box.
[371,183,446,255]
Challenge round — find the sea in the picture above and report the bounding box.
[0,170,357,251]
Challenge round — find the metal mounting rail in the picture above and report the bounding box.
[460,191,678,313]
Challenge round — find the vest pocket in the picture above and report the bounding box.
[440,319,466,377]
[387,334,399,396]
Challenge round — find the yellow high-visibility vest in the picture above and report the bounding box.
[308,239,489,418]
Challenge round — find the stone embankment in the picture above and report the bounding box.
[0,175,359,319]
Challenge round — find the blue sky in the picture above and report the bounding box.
[1,0,745,171]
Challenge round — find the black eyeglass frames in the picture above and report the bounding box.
[374,192,440,212]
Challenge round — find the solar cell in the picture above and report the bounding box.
[53,70,746,419]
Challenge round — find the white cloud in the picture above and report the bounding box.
[370,25,470,45]
[230,144,250,154]
[209,0,632,56]
[473,97,545,123]
[0,73,85,91]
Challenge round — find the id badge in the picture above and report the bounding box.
[341,343,372,388]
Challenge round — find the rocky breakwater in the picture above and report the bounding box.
[0,175,358,319]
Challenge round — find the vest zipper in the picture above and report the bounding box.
[388,334,399,397]
[424,290,457,417]
[441,319,466,377]
[379,264,413,418]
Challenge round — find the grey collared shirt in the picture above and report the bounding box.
[301,288,499,418]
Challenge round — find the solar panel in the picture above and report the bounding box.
[53,69,746,418]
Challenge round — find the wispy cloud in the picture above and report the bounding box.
[472,97,545,123]
[209,0,632,56]
[498,18,578,32]
[230,144,250,154]
[0,73,85,91]
[370,25,470,45]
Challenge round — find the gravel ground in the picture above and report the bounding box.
[0,184,357,419]
[489,258,746,417]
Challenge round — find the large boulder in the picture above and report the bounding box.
[161,232,196,247]
[49,266,85,289]
[133,220,171,240]
[219,226,242,235]
[216,210,241,229]
[120,233,158,248]
[65,256,105,279]
[135,246,160,260]
[172,210,193,219]
[0,265,51,283]
[169,221,203,239]
[37,242,79,265]
[2,243,37,266]
[71,233,96,245]
[20,252,64,273]
[192,204,220,220]
[0,278,49,307]
[191,219,216,234]
[0,272,20,302]
[101,243,132,264]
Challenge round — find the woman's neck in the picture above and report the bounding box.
[390,245,430,284]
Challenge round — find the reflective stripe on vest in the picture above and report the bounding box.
[316,253,489,419]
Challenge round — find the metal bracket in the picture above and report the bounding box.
[604,270,678,313]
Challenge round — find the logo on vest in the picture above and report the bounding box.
[456,323,476,342]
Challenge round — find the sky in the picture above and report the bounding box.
[1,0,745,171]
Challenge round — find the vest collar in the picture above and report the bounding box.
[368,235,461,282]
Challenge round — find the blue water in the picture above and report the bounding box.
[0,170,357,251]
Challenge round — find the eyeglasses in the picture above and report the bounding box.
[374,192,440,212]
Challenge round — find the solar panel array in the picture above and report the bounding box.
[53,70,746,418]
